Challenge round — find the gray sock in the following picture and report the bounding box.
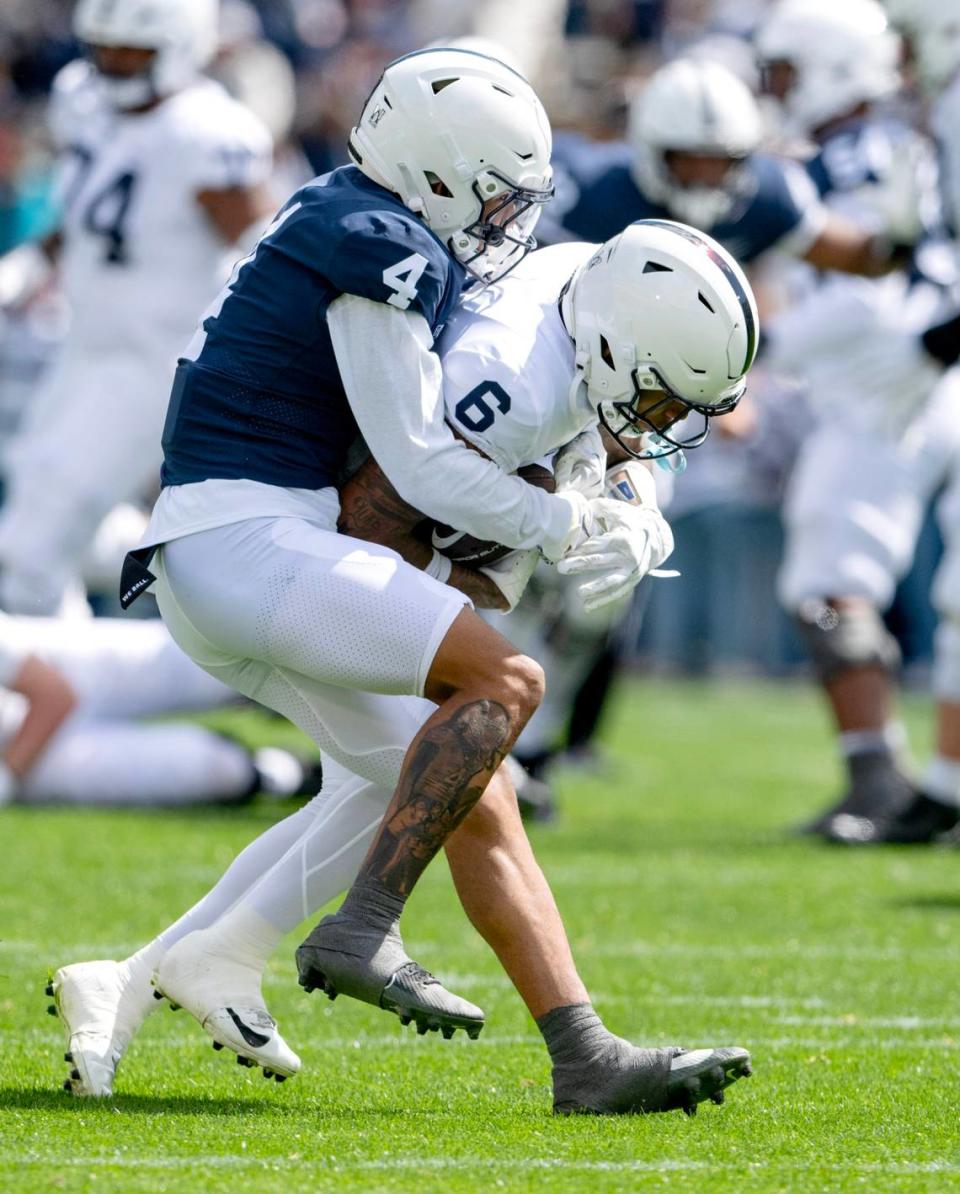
[537,1002,677,1113]
[536,1002,612,1066]
[339,876,406,933]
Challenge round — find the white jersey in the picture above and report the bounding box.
[50,61,271,364]
[439,243,596,473]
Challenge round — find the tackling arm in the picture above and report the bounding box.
[801,214,905,277]
[339,454,510,611]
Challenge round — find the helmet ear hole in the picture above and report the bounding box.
[424,171,454,198]
[599,335,615,369]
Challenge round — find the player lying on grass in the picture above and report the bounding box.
[50,220,757,1115]
[0,613,317,808]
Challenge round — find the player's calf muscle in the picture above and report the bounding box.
[363,697,514,896]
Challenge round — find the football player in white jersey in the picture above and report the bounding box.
[835,0,960,842]
[0,0,274,614]
[49,221,758,1115]
[0,613,314,808]
[756,0,960,842]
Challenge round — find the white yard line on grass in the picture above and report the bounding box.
[4,1156,960,1176]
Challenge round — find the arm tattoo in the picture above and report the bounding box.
[340,456,509,609]
[360,699,512,897]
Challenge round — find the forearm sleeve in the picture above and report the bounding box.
[327,293,582,558]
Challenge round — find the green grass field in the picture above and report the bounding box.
[2,678,960,1192]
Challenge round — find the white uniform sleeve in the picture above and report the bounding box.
[775,164,829,259]
[327,293,583,558]
[181,97,273,193]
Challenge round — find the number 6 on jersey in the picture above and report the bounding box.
[382,252,428,309]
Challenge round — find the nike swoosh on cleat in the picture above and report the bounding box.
[225,1007,271,1049]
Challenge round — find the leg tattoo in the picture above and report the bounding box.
[362,699,511,897]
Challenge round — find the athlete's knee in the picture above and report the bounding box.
[794,598,901,685]
[497,652,545,727]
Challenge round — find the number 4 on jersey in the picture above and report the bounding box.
[382,252,428,309]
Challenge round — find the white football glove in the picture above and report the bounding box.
[553,425,607,499]
[556,470,674,611]
[479,547,540,613]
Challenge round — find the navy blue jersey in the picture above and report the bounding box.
[160,166,465,490]
[543,131,818,265]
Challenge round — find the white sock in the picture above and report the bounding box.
[921,756,960,807]
[839,721,907,760]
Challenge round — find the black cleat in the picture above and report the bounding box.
[45,983,54,997]
[799,752,915,839]
[263,1069,274,1079]
[153,989,164,1001]
[64,1052,73,1064]
[63,1080,72,1092]
[553,1045,752,1116]
[212,1041,223,1051]
[857,791,960,845]
[47,1005,57,1016]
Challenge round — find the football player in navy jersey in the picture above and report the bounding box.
[755,0,960,842]
[542,57,910,276]
[50,49,695,1098]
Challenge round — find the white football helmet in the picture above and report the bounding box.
[756,0,901,135]
[73,0,218,109]
[562,220,759,460]
[882,0,960,93]
[349,48,553,284]
[629,59,763,228]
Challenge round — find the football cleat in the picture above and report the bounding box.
[552,1042,752,1116]
[296,910,484,1039]
[837,791,960,846]
[48,958,157,1096]
[799,753,915,839]
[152,929,300,1080]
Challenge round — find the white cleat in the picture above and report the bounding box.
[152,929,300,1081]
[47,958,157,1097]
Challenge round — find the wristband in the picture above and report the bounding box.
[425,549,453,584]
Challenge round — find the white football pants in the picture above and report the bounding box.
[778,370,960,612]
[153,517,468,792]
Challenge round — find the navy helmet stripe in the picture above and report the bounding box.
[634,219,757,374]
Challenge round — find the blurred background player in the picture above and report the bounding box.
[835,0,960,843]
[0,0,273,614]
[0,611,316,807]
[513,48,917,808]
[755,0,960,842]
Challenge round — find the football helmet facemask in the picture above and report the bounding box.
[562,220,760,461]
